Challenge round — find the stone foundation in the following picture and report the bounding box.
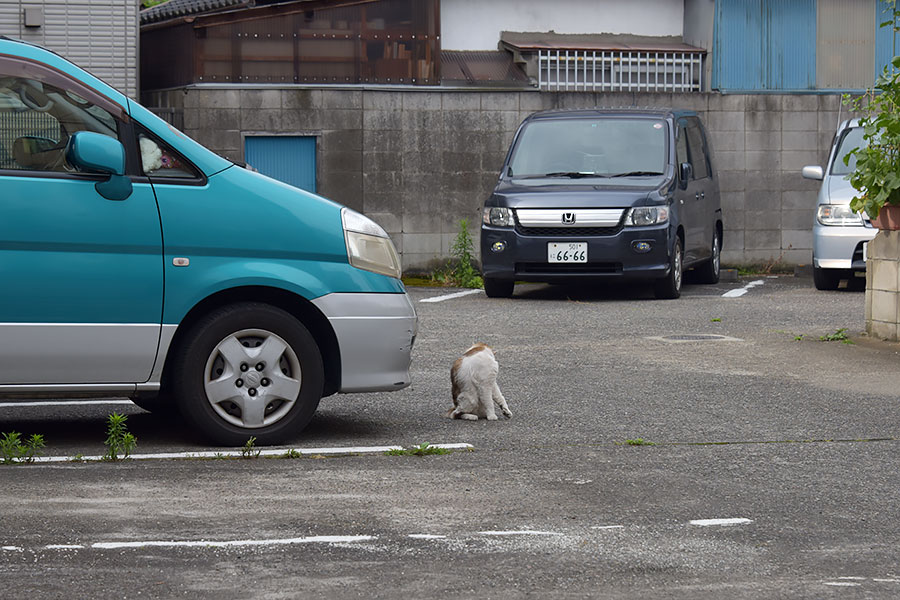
[866,230,900,341]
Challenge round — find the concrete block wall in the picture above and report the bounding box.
[145,87,856,273]
[866,231,900,341]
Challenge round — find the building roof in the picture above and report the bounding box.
[501,31,705,54]
[141,0,249,25]
[441,51,530,87]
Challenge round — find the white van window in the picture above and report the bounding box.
[830,126,865,176]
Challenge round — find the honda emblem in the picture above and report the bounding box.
[562,212,576,224]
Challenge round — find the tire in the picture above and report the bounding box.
[172,303,324,446]
[484,277,514,298]
[813,264,842,291]
[130,391,174,415]
[654,236,683,299]
[693,227,721,284]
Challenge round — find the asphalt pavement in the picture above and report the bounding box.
[1,274,899,599]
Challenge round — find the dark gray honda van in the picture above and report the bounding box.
[480,108,722,299]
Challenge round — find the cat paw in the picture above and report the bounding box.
[459,413,478,421]
[486,414,499,421]
[502,409,512,418]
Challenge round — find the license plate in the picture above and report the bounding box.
[548,242,587,263]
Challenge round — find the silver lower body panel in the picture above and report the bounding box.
[312,292,417,393]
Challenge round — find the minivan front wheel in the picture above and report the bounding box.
[173,303,324,446]
[654,237,683,299]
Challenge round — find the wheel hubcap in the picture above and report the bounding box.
[713,232,721,274]
[674,244,683,290]
[203,329,302,429]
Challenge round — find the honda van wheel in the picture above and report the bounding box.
[693,228,721,284]
[173,303,324,446]
[484,277,514,298]
[654,237,683,299]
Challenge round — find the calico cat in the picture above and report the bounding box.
[448,343,511,421]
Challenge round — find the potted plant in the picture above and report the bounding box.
[845,5,900,229]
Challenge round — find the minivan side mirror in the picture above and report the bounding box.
[801,165,824,181]
[679,162,693,189]
[67,131,132,201]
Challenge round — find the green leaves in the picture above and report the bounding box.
[844,5,900,219]
[103,413,137,461]
[0,432,45,464]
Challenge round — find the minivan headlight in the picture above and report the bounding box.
[625,206,669,226]
[483,207,513,227]
[341,208,402,279]
[817,204,863,227]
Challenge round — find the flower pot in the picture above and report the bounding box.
[872,204,900,230]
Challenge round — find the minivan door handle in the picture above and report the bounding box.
[695,191,704,200]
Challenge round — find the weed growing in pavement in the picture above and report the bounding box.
[624,438,656,446]
[820,328,854,344]
[70,453,85,462]
[103,413,137,461]
[432,219,483,289]
[0,432,45,464]
[386,443,451,456]
[282,449,303,459]
[241,436,260,459]
[710,318,722,322]
[794,334,805,341]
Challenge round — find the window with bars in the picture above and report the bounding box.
[537,50,705,93]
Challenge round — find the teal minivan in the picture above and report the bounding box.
[0,37,416,445]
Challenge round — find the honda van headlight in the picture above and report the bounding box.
[342,208,402,279]
[625,206,669,226]
[483,207,513,227]
[817,204,863,227]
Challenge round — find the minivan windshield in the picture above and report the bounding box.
[830,126,865,176]
[507,117,667,185]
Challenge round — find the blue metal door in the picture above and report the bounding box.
[244,136,316,193]
[714,0,816,90]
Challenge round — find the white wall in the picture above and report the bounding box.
[441,0,685,51]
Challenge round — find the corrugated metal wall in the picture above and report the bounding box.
[817,0,875,89]
[714,0,816,91]
[0,1,137,98]
[875,0,900,78]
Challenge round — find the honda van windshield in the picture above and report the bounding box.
[508,117,668,185]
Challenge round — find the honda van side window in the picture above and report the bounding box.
[685,120,710,180]
[675,122,690,182]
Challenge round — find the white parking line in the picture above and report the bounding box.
[689,518,753,527]
[722,280,765,298]
[28,443,474,463]
[419,289,482,303]
[0,400,134,408]
[92,535,374,550]
[478,530,563,536]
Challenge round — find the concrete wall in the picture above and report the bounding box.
[0,1,138,97]
[441,0,684,51]
[866,231,900,341]
[144,86,852,273]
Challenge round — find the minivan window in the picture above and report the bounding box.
[830,126,865,176]
[685,121,710,179]
[0,68,121,173]
[508,117,667,184]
